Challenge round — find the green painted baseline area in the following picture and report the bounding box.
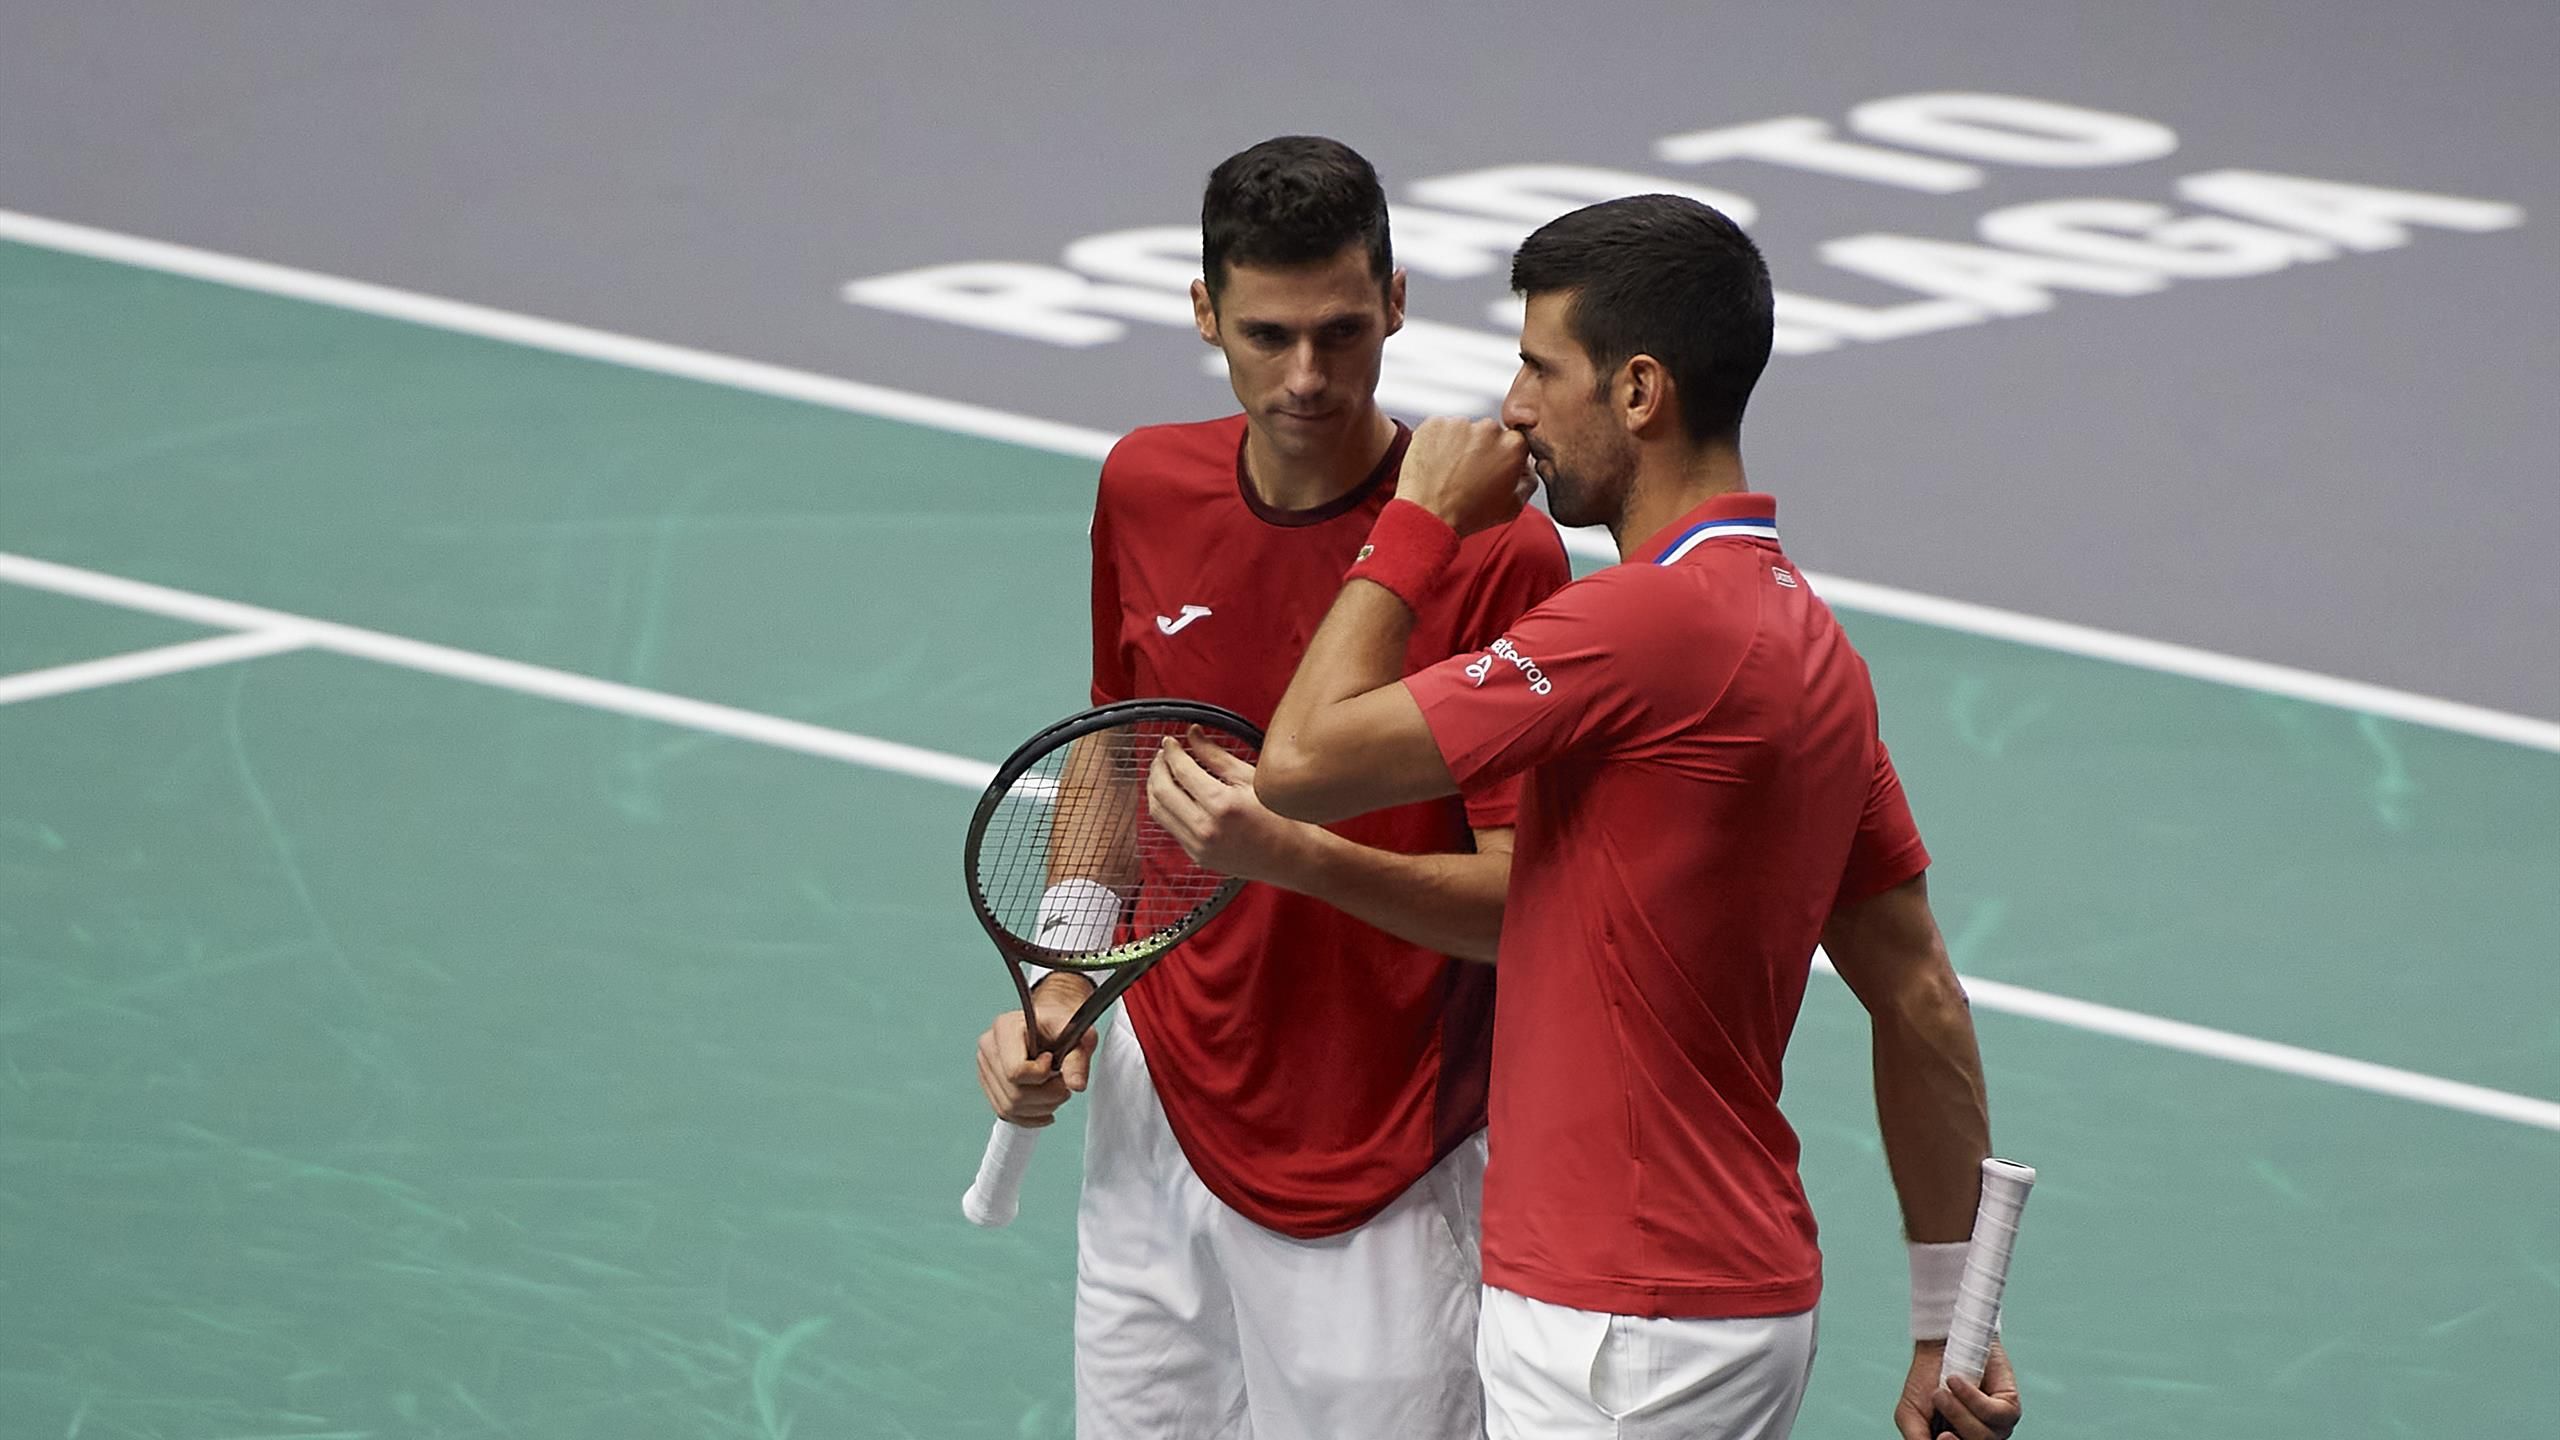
[2,241,2554,1437]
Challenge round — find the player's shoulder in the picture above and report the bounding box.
[1527,553,1758,649]
[1102,414,1248,489]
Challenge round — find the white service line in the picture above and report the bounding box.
[0,629,308,706]
[1811,952,2560,1134]
[0,551,992,791]
[8,205,2557,756]
[2,546,2552,1134]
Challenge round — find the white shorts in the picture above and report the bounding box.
[1074,1015,1487,1440]
[1478,1286,1818,1440]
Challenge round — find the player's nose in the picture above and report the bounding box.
[1283,341,1326,401]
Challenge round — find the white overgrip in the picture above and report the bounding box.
[1942,1157,2037,1383]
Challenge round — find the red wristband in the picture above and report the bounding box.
[1345,499,1461,610]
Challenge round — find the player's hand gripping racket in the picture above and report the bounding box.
[1934,1157,2037,1434]
[960,699,1262,1227]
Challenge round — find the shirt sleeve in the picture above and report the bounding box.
[1837,741,1932,904]
[1088,480,1135,706]
[1404,566,1707,792]
[1441,514,1575,829]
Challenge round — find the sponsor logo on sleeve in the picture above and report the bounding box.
[1470,636,1554,695]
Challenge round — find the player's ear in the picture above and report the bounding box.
[1620,355,1671,437]
[1383,268,1408,339]
[1192,279,1219,345]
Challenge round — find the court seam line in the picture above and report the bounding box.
[5,206,2554,756]
[0,629,310,707]
[1,549,2552,1135]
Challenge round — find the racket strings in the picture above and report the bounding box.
[975,719,1256,956]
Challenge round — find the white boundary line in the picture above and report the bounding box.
[0,208,1118,462]
[0,629,309,706]
[6,205,2556,755]
[0,546,2551,1133]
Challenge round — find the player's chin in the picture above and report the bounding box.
[1262,405,1349,441]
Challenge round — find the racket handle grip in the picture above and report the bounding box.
[1935,1157,2037,1432]
[962,1117,1042,1227]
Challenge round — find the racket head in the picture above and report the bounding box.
[963,699,1264,973]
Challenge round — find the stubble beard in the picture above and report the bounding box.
[1539,444,1632,533]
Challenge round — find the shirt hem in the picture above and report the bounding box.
[1127,1004,1479,1241]
[1484,1260,1824,1320]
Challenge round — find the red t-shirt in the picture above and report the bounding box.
[1092,414,1571,1238]
[1403,491,1930,1318]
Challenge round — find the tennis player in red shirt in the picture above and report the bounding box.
[1258,195,2025,1440]
[970,137,1568,1438]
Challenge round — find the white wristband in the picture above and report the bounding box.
[1036,879,1121,952]
[1909,1240,1970,1341]
[1022,879,1123,990]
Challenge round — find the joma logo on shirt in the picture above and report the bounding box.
[1469,637,1553,695]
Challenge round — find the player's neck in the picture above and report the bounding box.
[1611,443,1748,557]
[1242,407,1399,513]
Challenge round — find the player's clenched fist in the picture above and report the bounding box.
[974,976,1099,1127]
[1396,416,1536,537]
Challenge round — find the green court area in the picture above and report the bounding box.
[3,240,2554,1437]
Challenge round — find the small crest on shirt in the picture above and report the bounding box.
[1772,567,1798,588]
[1356,544,1375,563]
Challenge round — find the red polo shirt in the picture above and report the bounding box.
[1093,415,1570,1237]
[1403,492,1929,1317]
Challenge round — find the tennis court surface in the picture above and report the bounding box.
[4,224,2556,1437]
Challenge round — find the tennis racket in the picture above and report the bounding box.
[959,698,1262,1227]
[1934,1157,2037,1433]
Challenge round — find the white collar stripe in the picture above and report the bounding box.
[1657,518,1779,566]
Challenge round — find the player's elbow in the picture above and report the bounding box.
[1844,946,1972,1046]
[1255,728,1351,824]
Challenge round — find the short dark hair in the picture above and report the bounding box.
[1509,195,1772,444]
[1201,136,1393,302]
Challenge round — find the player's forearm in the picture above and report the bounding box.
[1261,579,1422,820]
[1267,581,1414,765]
[1278,830,1508,963]
[1046,731,1139,889]
[1870,967,1994,1243]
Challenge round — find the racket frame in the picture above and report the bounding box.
[963,697,1265,1063]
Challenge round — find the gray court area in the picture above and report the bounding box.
[3,7,2558,1439]
[6,0,2557,719]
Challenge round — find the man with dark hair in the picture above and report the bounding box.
[1257,193,2025,1440]
[970,135,1569,1438]
[1201,134,1396,301]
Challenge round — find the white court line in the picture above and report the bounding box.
[0,208,1115,462]
[0,546,2552,1133]
[0,629,308,706]
[6,206,2556,756]
[1811,954,2560,1133]
[0,551,991,791]
[1552,531,2560,754]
